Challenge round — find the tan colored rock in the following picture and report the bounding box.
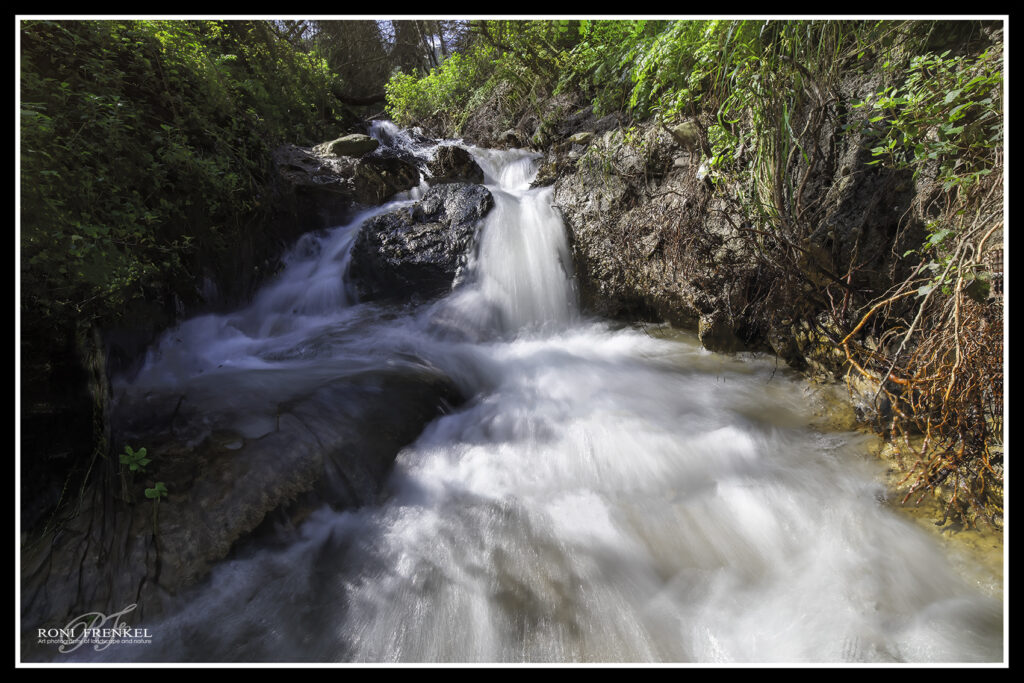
[313,133,379,157]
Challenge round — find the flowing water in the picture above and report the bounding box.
[87,123,1002,663]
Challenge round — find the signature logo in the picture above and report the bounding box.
[36,603,152,653]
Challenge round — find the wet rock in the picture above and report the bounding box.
[20,363,464,643]
[364,125,437,172]
[349,183,494,302]
[427,145,484,185]
[498,129,521,147]
[530,161,559,188]
[846,371,891,421]
[698,310,743,353]
[790,318,849,379]
[767,323,807,370]
[553,122,705,328]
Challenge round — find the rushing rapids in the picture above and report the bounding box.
[79,123,1001,663]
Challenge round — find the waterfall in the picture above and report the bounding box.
[85,126,1001,664]
[426,147,577,339]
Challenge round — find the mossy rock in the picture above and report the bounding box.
[313,134,379,158]
[569,131,594,146]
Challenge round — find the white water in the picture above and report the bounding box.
[100,126,1002,663]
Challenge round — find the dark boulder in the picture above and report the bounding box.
[427,145,485,185]
[349,183,494,302]
[271,144,421,230]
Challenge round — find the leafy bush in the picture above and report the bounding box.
[20,19,343,334]
[386,48,496,132]
[386,20,584,136]
[556,20,666,116]
[857,46,1003,193]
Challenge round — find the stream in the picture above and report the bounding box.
[80,123,1002,663]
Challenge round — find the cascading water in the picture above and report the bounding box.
[428,147,576,339]
[87,125,1002,663]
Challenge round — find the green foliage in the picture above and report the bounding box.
[850,42,1002,313]
[557,20,667,116]
[119,445,150,473]
[385,47,496,131]
[145,481,168,538]
[386,20,584,135]
[855,46,1002,193]
[20,19,343,336]
[144,482,168,500]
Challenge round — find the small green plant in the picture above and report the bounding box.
[385,47,496,133]
[118,444,151,503]
[144,481,167,500]
[144,481,168,536]
[119,444,150,472]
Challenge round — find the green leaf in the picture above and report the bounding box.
[948,102,972,120]
[144,482,167,499]
[926,228,954,247]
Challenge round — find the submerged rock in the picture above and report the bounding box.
[349,183,494,302]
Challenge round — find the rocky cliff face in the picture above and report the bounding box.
[415,70,948,377]
[533,84,930,376]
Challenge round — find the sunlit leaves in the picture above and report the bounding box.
[858,44,1002,195]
